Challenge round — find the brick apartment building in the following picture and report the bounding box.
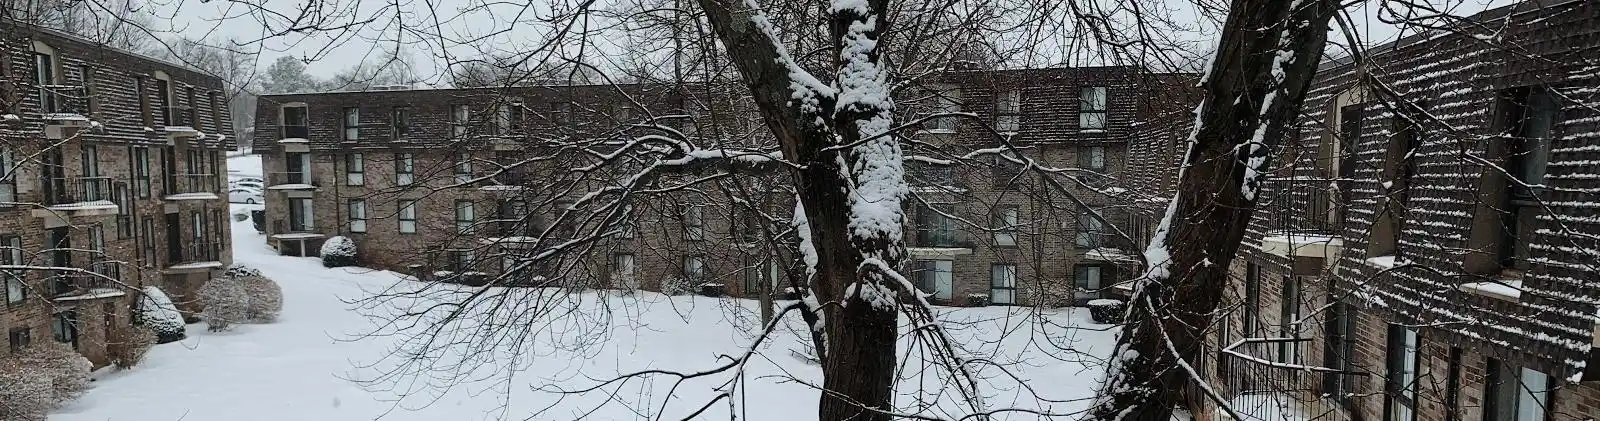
[1127,2,1600,420]
[252,67,1192,307]
[0,24,236,366]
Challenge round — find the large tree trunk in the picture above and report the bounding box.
[1091,1,1340,420]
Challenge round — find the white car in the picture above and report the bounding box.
[232,176,264,185]
[231,180,264,190]
[229,188,264,204]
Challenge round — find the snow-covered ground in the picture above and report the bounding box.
[227,153,262,180]
[50,207,1115,421]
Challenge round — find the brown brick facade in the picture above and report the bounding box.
[0,23,236,367]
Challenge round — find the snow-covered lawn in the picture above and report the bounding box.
[49,210,1117,420]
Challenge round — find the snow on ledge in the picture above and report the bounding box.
[278,138,309,143]
[267,184,316,190]
[1085,247,1139,262]
[54,288,127,301]
[271,233,326,240]
[47,200,118,211]
[168,261,224,270]
[479,236,540,244]
[907,247,973,258]
[163,192,221,201]
[1365,255,1406,269]
[1458,279,1522,301]
[1087,299,1123,306]
[42,113,89,121]
[479,185,527,191]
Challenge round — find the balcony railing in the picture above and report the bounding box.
[44,176,113,206]
[170,173,219,195]
[169,242,221,266]
[161,106,196,127]
[281,124,310,139]
[49,266,117,297]
[484,219,542,239]
[38,85,88,115]
[1265,178,1338,235]
[267,171,316,187]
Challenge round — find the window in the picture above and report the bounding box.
[455,200,475,235]
[742,256,777,295]
[907,158,957,188]
[1446,348,1463,421]
[1074,265,1103,301]
[1278,276,1302,363]
[8,327,30,352]
[209,92,222,132]
[51,311,77,349]
[115,183,131,239]
[611,253,637,288]
[683,256,705,282]
[1079,86,1108,131]
[1485,360,1551,421]
[395,154,414,185]
[496,103,523,134]
[737,210,762,243]
[995,89,1021,133]
[1079,146,1107,172]
[0,148,15,206]
[993,207,1018,246]
[398,200,417,234]
[288,198,313,232]
[916,203,960,247]
[34,45,57,112]
[186,87,199,127]
[1243,263,1261,334]
[455,153,473,184]
[448,249,474,272]
[343,107,360,141]
[3,235,22,305]
[391,107,411,139]
[281,105,308,138]
[1384,324,1420,421]
[1372,114,1422,258]
[451,104,470,138]
[285,152,311,185]
[80,65,96,114]
[1075,207,1106,248]
[990,264,1017,304]
[345,153,364,186]
[550,102,572,125]
[1322,299,1359,404]
[683,204,704,241]
[132,147,151,198]
[914,260,953,301]
[926,87,960,133]
[1495,88,1562,272]
[139,217,154,265]
[348,200,367,233]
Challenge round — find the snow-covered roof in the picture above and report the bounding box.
[163,193,221,201]
[54,288,128,301]
[1458,280,1522,302]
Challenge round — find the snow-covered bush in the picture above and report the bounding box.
[238,275,283,323]
[0,342,92,414]
[966,293,990,307]
[1087,299,1125,324]
[106,326,157,369]
[320,236,358,268]
[660,277,695,296]
[199,277,248,332]
[135,286,187,344]
[223,264,262,279]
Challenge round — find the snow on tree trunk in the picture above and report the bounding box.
[1089,1,1340,420]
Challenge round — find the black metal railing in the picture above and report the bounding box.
[39,85,88,115]
[171,173,219,195]
[170,242,221,265]
[488,170,533,187]
[268,171,315,186]
[44,176,113,206]
[161,106,196,127]
[281,123,310,139]
[915,227,971,248]
[1265,178,1338,235]
[485,218,541,238]
[49,268,116,297]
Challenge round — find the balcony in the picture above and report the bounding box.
[33,176,117,224]
[479,171,533,191]
[159,107,203,139]
[266,171,318,191]
[1259,178,1343,260]
[50,267,127,302]
[163,173,221,201]
[477,219,543,246]
[39,86,92,137]
[163,242,223,274]
[281,124,310,141]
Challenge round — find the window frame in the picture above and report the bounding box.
[398,200,418,234]
[391,106,411,140]
[3,235,23,305]
[1079,86,1109,131]
[1079,145,1108,173]
[990,263,1017,305]
[1074,264,1104,301]
[683,204,705,241]
[455,200,476,235]
[0,147,16,207]
[348,199,367,233]
[993,207,1019,247]
[925,87,961,133]
[451,104,470,138]
[345,153,365,186]
[1384,324,1420,421]
[914,260,954,301]
[1075,206,1106,249]
[395,153,414,185]
[916,202,961,247]
[683,256,706,282]
[995,89,1021,133]
[343,107,361,141]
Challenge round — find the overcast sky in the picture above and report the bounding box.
[156,0,1520,86]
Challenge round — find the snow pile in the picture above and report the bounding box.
[135,286,187,343]
[224,264,263,279]
[320,236,358,268]
[0,341,91,419]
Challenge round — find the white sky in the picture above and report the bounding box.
[156,0,1522,85]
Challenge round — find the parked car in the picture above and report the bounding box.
[231,180,264,190]
[231,176,264,185]
[229,188,264,204]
